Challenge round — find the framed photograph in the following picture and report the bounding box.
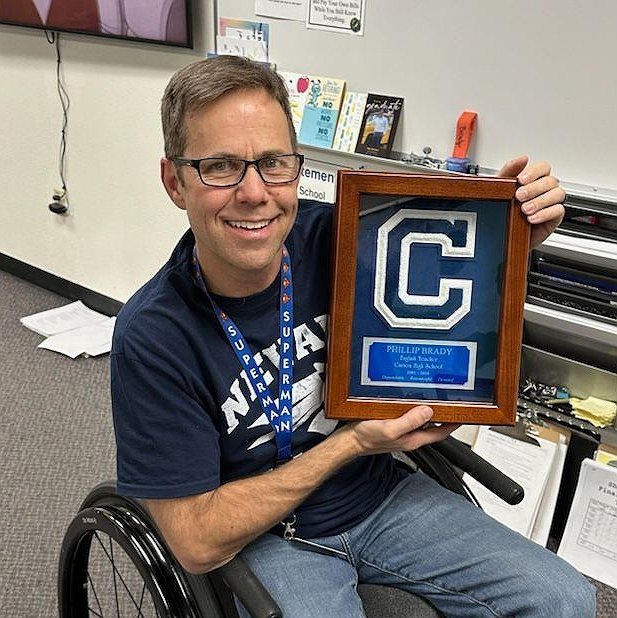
[325,171,530,424]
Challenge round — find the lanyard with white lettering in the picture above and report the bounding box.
[191,246,294,464]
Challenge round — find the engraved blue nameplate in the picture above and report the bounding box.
[361,338,476,390]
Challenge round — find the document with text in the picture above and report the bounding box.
[464,426,559,538]
[558,458,617,589]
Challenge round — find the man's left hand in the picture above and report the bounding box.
[498,155,565,249]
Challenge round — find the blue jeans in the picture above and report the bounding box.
[236,471,595,617]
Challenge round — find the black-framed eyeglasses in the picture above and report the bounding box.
[171,153,304,188]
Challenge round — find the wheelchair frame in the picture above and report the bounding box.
[58,437,523,618]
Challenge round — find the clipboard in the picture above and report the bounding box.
[489,423,541,447]
[464,422,567,540]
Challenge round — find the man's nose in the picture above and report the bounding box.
[236,163,268,203]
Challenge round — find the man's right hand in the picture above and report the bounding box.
[348,406,458,456]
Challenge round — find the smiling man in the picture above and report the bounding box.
[161,87,300,297]
[111,55,595,617]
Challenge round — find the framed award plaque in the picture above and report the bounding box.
[325,171,530,424]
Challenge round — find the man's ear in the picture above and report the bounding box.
[160,157,186,210]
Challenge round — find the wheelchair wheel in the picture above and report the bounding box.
[58,503,206,617]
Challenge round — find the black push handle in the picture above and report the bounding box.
[433,436,525,505]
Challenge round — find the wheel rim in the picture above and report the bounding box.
[59,506,182,617]
[84,528,163,617]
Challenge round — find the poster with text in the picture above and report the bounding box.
[307,0,366,35]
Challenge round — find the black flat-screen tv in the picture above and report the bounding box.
[0,0,193,48]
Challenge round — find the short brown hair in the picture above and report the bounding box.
[161,55,297,157]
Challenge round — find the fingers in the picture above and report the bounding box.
[500,158,562,205]
[497,156,565,249]
[518,185,565,218]
[352,405,434,455]
[364,406,433,443]
[526,199,565,227]
[506,159,565,248]
[351,406,465,456]
[516,159,552,185]
[391,405,434,434]
[497,154,529,178]
[516,163,565,220]
[529,205,565,248]
[398,423,458,452]
[516,171,559,200]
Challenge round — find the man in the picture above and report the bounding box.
[365,111,391,148]
[112,55,595,617]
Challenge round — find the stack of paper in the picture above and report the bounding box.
[558,458,617,589]
[216,18,269,62]
[463,425,563,540]
[569,396,617,427]
[20,301,116,359]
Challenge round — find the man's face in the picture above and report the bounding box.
[161,88,300,297]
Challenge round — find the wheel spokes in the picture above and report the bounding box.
[87,531,153,617]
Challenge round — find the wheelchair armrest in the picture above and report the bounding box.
[432,436,524,505]
[217,557,283,618]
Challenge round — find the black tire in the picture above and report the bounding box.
[58,504,202,617]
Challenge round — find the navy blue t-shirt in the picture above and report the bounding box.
[111,200,404,538]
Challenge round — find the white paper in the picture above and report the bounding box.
[38,317,116,358]
[451,424,479,447]
[20,300,109,337]
[298,160,337,203]
[307,0,366,35]
[530,435,568,546]
[255,0,307,21]
[216,35,269,62]
[558,458,617,589]
[464,427,557,538]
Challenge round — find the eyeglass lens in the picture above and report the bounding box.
[199,155,301,186]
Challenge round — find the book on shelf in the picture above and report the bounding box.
[354,93,404,158]
[332,91,368,153]
[278,71,312,136]
[297,75,346,149]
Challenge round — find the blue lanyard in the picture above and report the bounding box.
[191,246,294,463]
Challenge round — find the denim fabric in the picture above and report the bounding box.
[236,471,596,617]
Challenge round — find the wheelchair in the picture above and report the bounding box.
[58,436,524,618]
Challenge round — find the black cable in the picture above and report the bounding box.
[55,33,70,203]
[46,31,70,209]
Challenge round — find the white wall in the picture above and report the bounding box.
[223,0,617,192]
[0,0,212,302]
[1,1,616,302]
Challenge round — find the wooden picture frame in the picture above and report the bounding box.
[325,171,530,424]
